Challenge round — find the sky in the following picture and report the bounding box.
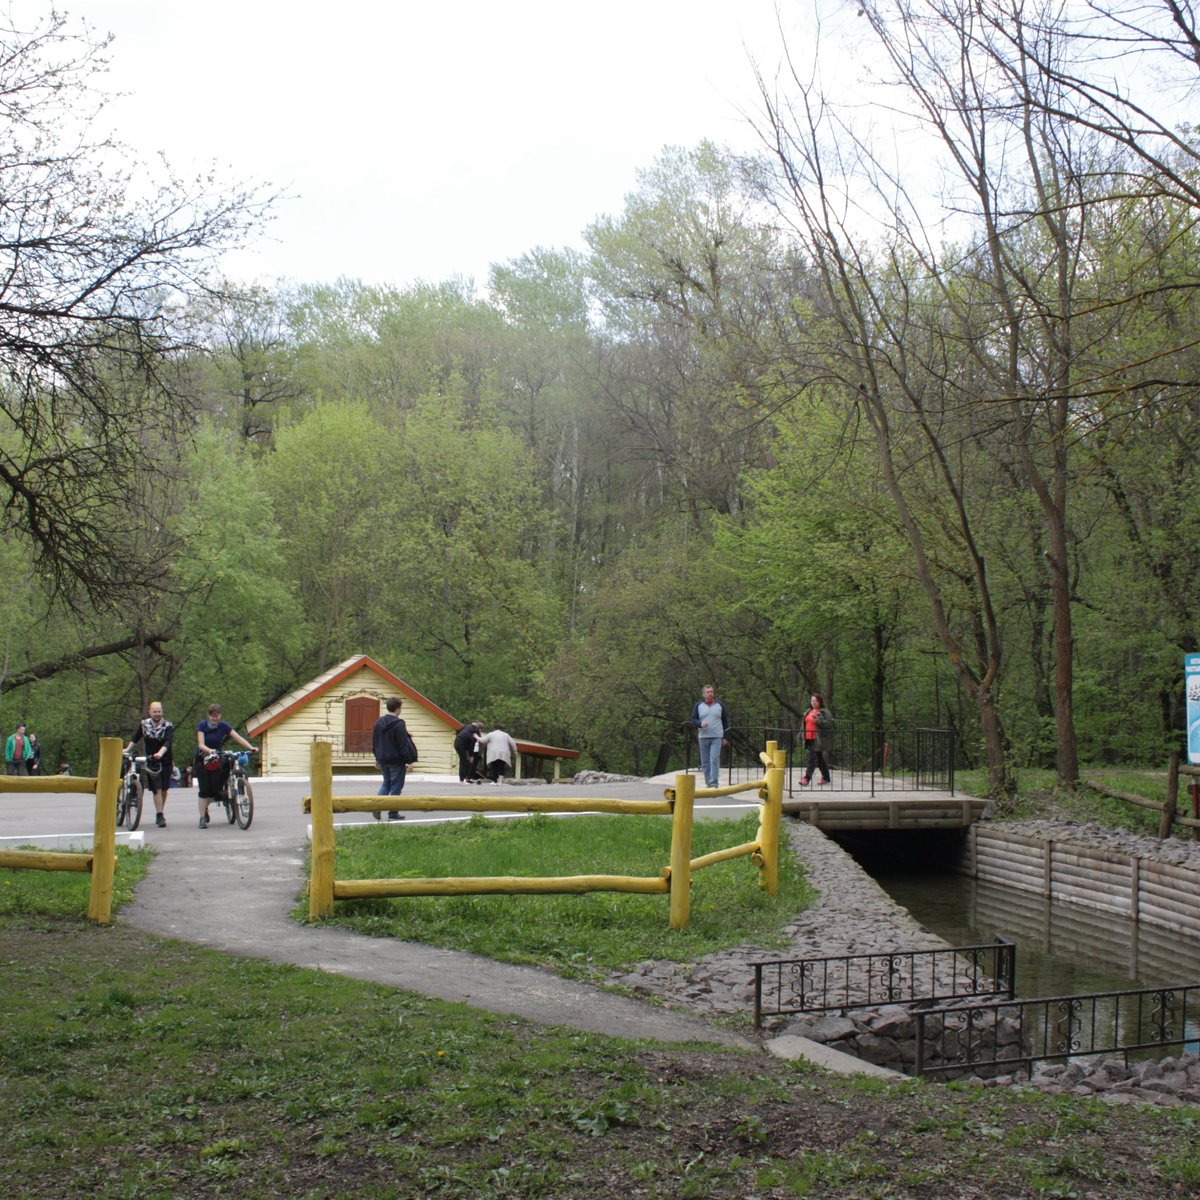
[58,1,847,293]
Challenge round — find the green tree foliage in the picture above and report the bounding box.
[545,532,740,774]
[258,403,392,670]
[584,142,794,521]
[716,406,927,729]
[288,278,507,413]
[368,397,559,722]
[169,426,306,727]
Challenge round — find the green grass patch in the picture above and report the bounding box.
[0,845,151,918]
[304,812,814,977]
[0,916,1193,1199]
[957,767,1166,835]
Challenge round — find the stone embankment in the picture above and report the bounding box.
[611,816,1200,1107]
[973,1054,1200,1107]
[987,816,1200,871]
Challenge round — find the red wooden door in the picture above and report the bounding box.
[344,696,379,753]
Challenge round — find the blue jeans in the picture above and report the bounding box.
[699,738,722,788]
[378,763,407,796]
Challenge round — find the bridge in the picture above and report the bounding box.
[782,789,987,831]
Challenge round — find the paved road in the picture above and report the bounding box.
[0,774,760,1049]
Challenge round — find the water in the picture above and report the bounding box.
[874,866,1200,1000]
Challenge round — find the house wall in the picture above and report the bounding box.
[258,665,458,776]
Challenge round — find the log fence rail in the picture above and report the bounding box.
[304,740,786,930]
[0,736,123,923]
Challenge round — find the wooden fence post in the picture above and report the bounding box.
[309,740,335,919]
[669,772,695,930]
[1159,750,1180,840]
[758,741,782,895]
[87,737,121,924]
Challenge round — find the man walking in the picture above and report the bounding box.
[372,697,414,821]
[689,684,730,789]
[5,722,33,776]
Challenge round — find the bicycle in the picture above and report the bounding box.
[208,749,255,830]
[117,754,146,831]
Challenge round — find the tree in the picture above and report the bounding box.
[169,426,307,725]
[0,9,272,605]
[584,142,796,522]
[717,408,925,730]
[188,285,303,445]
[378,396,560,720]
[753,0,1200,793]
[258,402,394,671]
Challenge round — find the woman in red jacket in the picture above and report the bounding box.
[801,693,832,786]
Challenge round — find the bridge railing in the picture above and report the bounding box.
[752,938,1016,1029]
[0,737,122,923]
[671,723,956,796]
[303,741,786,930]
[914,981,1200,1078]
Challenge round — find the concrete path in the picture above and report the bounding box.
[2,774,761,1050]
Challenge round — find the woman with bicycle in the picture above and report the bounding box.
[124,701,175,828]
[194,704,255,829]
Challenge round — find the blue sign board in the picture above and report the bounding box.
[1188,653,1200,765]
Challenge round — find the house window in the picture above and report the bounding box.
[344,696,379,754]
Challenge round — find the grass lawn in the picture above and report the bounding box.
[5,802,1200,1196]
[0,844,150,917]
[4,913,1200,1199]
[306,812,815,980]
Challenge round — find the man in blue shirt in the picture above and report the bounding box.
[689,684,730,789]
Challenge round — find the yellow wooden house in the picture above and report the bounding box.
[244,654,578,780]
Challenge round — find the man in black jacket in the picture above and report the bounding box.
[454,720,483,782]
[372,697,414,821]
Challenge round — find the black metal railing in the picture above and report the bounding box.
[701,723,956,795]
[752,939,1016,1029]
[914,982,1200,1078]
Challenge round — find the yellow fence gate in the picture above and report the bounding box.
[304,740,785,929]
[0,737,123,924]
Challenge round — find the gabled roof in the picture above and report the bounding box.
[245,655,458,737]
[244,654,579,759]
[514,738,579,761]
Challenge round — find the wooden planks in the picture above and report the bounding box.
[783,795,988,830]
[961,826,1200,939]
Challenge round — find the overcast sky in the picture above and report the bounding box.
[61,1,850,292]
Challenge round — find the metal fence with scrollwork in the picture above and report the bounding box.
[673,722,956,796]
[752,939,1015,1029]
[913,982,1200,1078]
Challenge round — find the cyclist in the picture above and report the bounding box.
[124,700,175,828]
[194,703,256,829]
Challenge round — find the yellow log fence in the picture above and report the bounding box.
[0,736,123,923]
[304,740,786,929]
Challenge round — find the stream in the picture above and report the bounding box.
[843,833,1200,999]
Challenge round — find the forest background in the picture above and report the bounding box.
[1,3,1197,801]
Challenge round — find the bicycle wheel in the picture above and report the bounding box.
[235,777,254,830]
[224,788,237,823]
[115,783,128,828]
[124,775,143,831]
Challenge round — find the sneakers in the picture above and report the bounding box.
[372,810,381,821]
[387,810,404,821]
[198,813,209,829]
[817,779,831,786]
[155,813,166,828]
[800,777,811,787]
